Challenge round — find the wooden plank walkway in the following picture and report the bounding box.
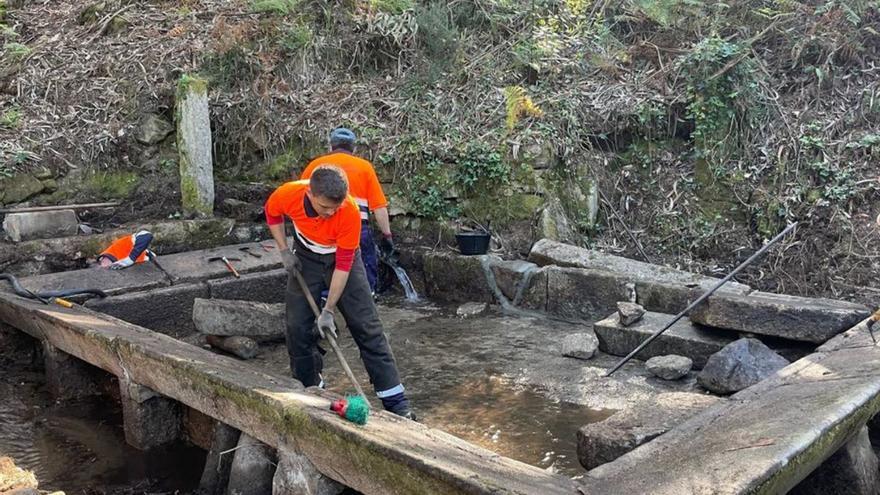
[583,319,880,494]
[0,289,581,495]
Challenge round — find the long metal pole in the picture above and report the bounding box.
[605,222,798,376]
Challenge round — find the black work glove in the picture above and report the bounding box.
[378,234,396,259]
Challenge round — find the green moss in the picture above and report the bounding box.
[177,74,208,97]
[460,193,544,227]
[259,137,326,182]
[179,169,211,216]
[157,361,457,494]
[82,170,140,200]
[756,392,880,494]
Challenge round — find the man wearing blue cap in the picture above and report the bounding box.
[301,127,397,295]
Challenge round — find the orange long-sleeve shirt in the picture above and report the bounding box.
[264,180,360,271]
[301,152,387,220]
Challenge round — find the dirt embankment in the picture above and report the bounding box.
[1,0,878,303]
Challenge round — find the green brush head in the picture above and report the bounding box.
[345,395,370,425]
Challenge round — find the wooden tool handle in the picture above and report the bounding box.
[222,257,240,278]
[291,269,367,400]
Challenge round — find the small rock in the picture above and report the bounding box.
[697,338,790,394]
[617,302,645,326]
[646,355,693,380]
[456,302,488,318]
[561,332,599,360]
[40,178,58,193]
[0,456,38,491]
[135,113,174,145]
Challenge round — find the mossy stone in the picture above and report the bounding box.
[0,173,44,204]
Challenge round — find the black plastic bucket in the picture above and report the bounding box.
[455,232,491,255]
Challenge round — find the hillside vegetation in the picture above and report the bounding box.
[1,0,878,301]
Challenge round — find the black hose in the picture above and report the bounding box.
[0,273,108,301]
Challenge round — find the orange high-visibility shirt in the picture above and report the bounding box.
[264,180,361,254]
[99,233,150,264]
[301,152,387,220]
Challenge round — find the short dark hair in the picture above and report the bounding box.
[310,165,348,203]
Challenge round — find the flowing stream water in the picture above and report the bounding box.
[0,339,204,494]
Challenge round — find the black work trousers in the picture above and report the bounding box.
[284,239,402,395]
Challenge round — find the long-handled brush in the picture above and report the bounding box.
[291,268,370,425]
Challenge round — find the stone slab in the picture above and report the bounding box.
[422,250,496,303]
[547,266,634,321]
[199,420,241,495]
[489,259,539,301]
[207,268,287,304]
[517,266,547,311]
[227,434,276,495]
[577,392,721,469]
[85,282,209,338]
[0,218,241,277]
[690,291,871,343]
[273,449,344,495]
[594,311,736,369]
[192,298,284,337]
[18,240,283,299]
[529,238,752,314]
[3,210,78,242]
[177,76,214,217]
[583,319,880,494]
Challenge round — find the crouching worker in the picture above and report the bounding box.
[96,230,154,270]
[264,166,415,419]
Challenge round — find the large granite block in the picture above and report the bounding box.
[690,291,870,343]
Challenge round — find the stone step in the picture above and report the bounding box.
[578,392,721,470]
[691,291,870,344]
[593,311,813,369]
[594,311,737,369]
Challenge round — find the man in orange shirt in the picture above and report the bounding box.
[301,128,395,294]
[96,230,154,269]
[265,165,414,419]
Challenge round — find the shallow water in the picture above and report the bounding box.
[312,301,618,476]
[0,373,204,493]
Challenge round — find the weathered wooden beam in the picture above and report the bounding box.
[584,319,880,494]
[0,291,580,495]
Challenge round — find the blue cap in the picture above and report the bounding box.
[329,127,356,147]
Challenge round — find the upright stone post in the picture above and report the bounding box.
[41,341,105,400]
[119,379,182,450]
[175,74,214,217]
[198,420,241,495]
[273,449,344,495]
[226,434,276,495]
